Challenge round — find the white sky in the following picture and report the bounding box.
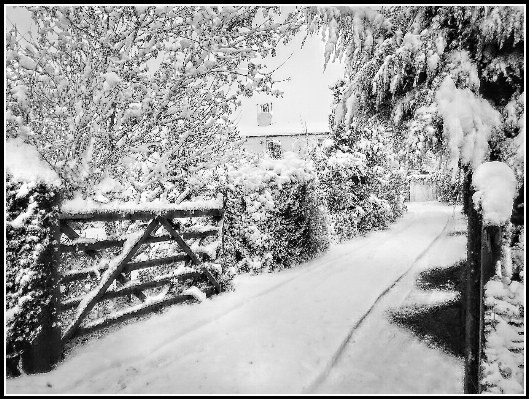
[235,29,345,129]
[5,6,345,129]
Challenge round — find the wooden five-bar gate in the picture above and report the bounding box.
[57,204,224,343]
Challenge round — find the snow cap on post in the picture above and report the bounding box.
[5,137,62,187]
[472,161,517,226]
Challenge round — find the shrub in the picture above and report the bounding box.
[6,176,62,376]
[432,169,463,205]
[6,138,64,376]
[481,228,524,394]
[313,148,407,241]
[222,152,329,274]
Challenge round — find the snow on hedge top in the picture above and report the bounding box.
[5,137,61,187]
[326,150,366,175]
[472,161,517,226]
[227,151,316,192]
[61,194,223,215]
[436,76,501,171]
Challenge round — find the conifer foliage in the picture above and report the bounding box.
[6,177,62,377]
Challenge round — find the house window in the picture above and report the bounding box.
[266,139,282,159]
[260,103,272,113]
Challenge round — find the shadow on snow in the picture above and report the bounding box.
[387,260,466,358]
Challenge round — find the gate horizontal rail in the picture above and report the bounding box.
[75,286,216,337]
[58,206,224,343]
[60,227,219,253]
[60,208,223,222]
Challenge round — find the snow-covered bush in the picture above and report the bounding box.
[431,168,463,205]
[315,149,367,240]
[314,117,407,241]
[6,138,63,376]
[222,152,329,274]
[481,227,524,394]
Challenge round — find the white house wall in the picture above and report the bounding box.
[241,137,266,154]
[241,134,327,157]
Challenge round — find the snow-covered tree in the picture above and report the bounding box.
[6,6,304,201]
[308,6,524,180]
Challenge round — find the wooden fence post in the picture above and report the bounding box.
[480,226,501,287]
[463,172,482,394]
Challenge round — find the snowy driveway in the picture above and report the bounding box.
[312,202,466,394]
[6,202,465,394]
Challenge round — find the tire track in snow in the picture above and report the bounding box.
[144,210,419,358]
[226,210,418,302]
[303,209,452,394]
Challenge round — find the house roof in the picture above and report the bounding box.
[238,121,330,137]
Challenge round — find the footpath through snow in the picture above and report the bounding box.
[6,202,463,394]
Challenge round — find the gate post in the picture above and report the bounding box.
[463,171,482,394]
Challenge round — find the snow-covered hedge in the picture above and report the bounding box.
[6,139,63,376]
[481,227,525,394]
[431,169,463,205]
[315,149,406,241]
[5,180,60,376]
[222,152,329,274]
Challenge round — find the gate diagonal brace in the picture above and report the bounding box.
[158,217,221,294]
[60,221,147,302]
[61,218,160,343]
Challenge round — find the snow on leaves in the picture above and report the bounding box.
[482,269,524,394]
[435,76,501,171]
[6,6,304,202]
[316,6,524,177]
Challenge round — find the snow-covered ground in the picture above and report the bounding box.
[6,202,465,394]
[312,202,466,394]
